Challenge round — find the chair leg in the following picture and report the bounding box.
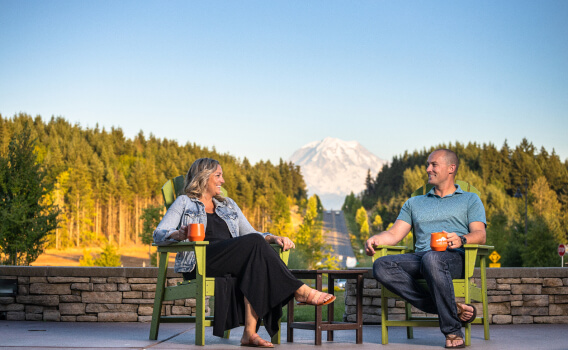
[149,251,169,340]
[381,290,389,345]
[405,301,413,339]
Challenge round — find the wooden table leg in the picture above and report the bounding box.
[327,275,334,342]
[287,298,294,342]
[315,273,322,345]
[356,274,363,344]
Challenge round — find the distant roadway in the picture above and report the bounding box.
[322,210,356,268]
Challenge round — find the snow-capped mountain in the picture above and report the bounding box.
[289,137,387,210]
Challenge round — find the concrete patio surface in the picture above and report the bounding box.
[0,321,565,350]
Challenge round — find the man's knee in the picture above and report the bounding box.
[372,257,393,283]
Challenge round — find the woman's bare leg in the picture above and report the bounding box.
[240,296,273,347]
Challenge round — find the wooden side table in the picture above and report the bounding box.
[287,269,366,345]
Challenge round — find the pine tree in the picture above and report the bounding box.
[0,128,59,265]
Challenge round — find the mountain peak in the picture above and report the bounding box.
[289,138,387,209]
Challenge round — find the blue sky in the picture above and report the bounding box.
[1,0,567,164]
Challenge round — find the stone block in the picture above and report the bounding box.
[496,284,511,291]
[43,310,61,321]
[59,303,86,315]
[563,278,568,286]
[496,278,520,284]
[0,303,24,312]
[30,283,71,295]
[488,290,510,295]
[345,305,356,314]
[511,301,523,307]
[511,306,548,316]
[363,279,377,288]
[108,277,127,283]
[18,285,29,296]
[71,283,93,291]
[143,292,155,299]
[362,297,372,306]
[128,278,156,284]
[184,299,196,307]
[549,304,568,316]
[123,291,143,299]
[77,315,98,322]
[521,278,543,284]
[167,278,182,287]
[138,315,153,322]
[16,295,59,306]
[29,277,47,283]
[82,292,122,304]
[61,316,77,322]
[122,298,154,304]
[26,313,42,321]
[118,284,131,292]
[488,295,522,303]
[7,311,25,320]
[555,295,568,303]
[138,305,154,316]
[488,302,510,315]
[0,297,15,305]
[345,296,357,306]
[492,315,512,324]
[98,312,138,322]
[85,303,138,313]
[47,277,89,283]
[543,278,563,287]
[362,289,381,297]
[361,314,381,323]
[486,279,497,290]
[93,284,117,292]
[371,298,382,306]
[523,295,549,307]
[534,316,568,324]
[511,284,541,295]
[542,287,568,295]
[130,284,155,292]
[91,278,107,284]
[362,305,380,315]
[512,316,533,324]
[18,277,30,284]
[25,305,43,313]
[60,295,82,303]
[171,306,193,315]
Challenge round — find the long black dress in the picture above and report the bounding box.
[183,212,303,337]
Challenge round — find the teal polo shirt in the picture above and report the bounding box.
[397,184,487,252]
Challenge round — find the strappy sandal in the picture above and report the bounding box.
[445,334,465,349]
[296,289,336,306]
[457,303,477,326]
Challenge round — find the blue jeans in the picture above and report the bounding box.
[373,250,465,337]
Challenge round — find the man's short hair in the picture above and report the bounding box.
[433,149,459,174]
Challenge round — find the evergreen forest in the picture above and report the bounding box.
[0,114,307,257]
[344,140,568,267]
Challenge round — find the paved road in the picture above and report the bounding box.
[323,210,357,268]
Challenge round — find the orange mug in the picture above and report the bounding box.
[430,232,448,251]
[188,223,205,242]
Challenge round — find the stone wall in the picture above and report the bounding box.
[344,267,568,325]
[2,266,567,324]
[0,266,209,322]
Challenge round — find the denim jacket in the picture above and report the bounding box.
[153,195,270,273]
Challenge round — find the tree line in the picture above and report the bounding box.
[0,113,307,261]
[346,140,568,267]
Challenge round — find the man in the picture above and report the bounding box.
[365,149,486,349]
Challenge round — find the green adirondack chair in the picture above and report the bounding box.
[149,175,290,345]
[372,180,493,346]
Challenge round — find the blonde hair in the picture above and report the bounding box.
[184,158,225,201]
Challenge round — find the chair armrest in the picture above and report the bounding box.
[463,244,494,256]
[372,245,411,260]
[270,243,290,266]
[153,241,209,253]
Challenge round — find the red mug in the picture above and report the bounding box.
[430,232,448,251]
[188,223,205,242]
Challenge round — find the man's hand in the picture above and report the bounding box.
[365,235,381,256]
[445,231,462,249]
[268,235,296,251]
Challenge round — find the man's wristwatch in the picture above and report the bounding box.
[460,235,467,247]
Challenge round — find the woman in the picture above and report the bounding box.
[154,158,335,348]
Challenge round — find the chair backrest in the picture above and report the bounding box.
[161,175,185,210]
[408,180,481,250]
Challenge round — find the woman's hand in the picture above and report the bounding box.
[267,235,296,251]
[170,225,188,241]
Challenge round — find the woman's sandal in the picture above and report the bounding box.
[296,289,336,306]
[445,334,465,349]
[457,303,477,326]
[240,333,274,348]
